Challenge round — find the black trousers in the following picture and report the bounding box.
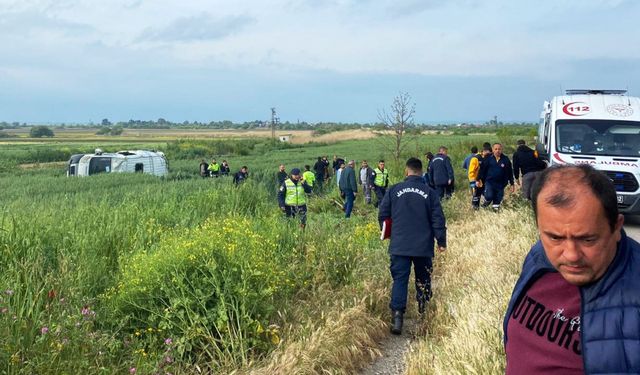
[284,205,307,225]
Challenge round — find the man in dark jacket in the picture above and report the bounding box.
[428,146,454,200]
[278,168,312,228]
[199,159,209,178]
[276,164,288,185]
[478,143,514,211]
[379,157,446,335]
[339,160,358,218]
[220,160,230,176]
[512,139,546,199]
[503,164,638,374]
[233,166,248,185]
[313,157,325,192]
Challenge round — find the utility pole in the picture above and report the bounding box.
[271,107,279,141]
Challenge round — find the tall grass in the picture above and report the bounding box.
[406,192,537,374]
[0,134,537,374]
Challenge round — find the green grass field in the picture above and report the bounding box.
[0,132,535,374]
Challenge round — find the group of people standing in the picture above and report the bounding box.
[275,156,392,225]
[198,158,248,185]
[465,139,546,211]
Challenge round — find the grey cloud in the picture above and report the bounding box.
[138,13,254,43]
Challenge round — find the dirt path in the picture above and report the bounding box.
[359,318,417,375]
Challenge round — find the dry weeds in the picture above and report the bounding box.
[405,194,537,375]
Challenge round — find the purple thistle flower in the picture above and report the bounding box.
[129,367,136,374]
[164,338,173,346]
[41,326,49,335]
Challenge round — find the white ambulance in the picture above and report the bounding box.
[67,149,168,177]
[537,89,640,215]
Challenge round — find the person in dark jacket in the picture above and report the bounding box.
[276,164,288,185]
[199,159,209,178]
[428,146,455,200]
[512,139,546,199]
[422,151,434,186]
[339,160,358,218]
[313,157,325,192]
[278,168,312,228]
[503,163,638,374]
[379,157,446,335]
[478,143,514,211]
[220,160,230,176]
[233,166,248,185]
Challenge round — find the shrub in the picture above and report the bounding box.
[30,126,55,138]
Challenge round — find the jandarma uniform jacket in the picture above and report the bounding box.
[503,231,640,374]
[378,175,446,258]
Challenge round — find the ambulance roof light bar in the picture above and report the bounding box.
[565,89,627,95]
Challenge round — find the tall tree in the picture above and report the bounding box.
[377,92,417,163]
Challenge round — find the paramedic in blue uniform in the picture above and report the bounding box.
[378,157,447,335]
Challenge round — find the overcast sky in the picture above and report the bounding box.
[1,0,639,123]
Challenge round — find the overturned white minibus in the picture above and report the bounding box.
[67,149,168,177]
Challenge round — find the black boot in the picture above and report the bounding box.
[390,310,403,335]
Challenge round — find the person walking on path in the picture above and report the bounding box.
[233,166,248,185]
[339,160,358,218]
[469,146,491,209]
[428,146,455,200]
[422,152,434,187]
[359,160,375,204]
[276,164,288,185]
[302,165,315,191]
[208,158,221,178]
[512,139,546,199]
[478,143,514,211]
[199,159,209,178]
[373,160,390,208]
[503,164,639,374]
[278,168,312,228]
[379,157,446,335]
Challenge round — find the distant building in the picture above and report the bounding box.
[279,134,291,142]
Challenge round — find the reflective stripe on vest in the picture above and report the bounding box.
[285,179,306,206]
[374,168,388,187]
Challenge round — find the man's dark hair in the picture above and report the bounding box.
[317,156,322,161]
[304,165,310,170]
[531,164,619,232]
[379,159,385,163]
[471,146,478,153]
[406,157,423,173]
[517,139,526,146]
[483,145,492,152]
[483,142,491,149]
[424,151,433,160]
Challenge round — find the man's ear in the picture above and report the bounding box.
[614,214,625,242]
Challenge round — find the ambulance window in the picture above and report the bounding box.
[135,163,144,173]
[88,157,112,175]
